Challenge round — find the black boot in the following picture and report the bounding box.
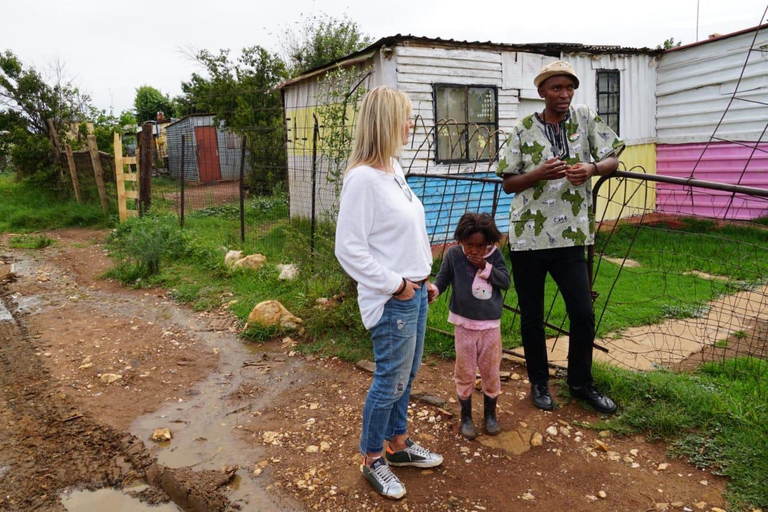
[484,394,501,436]
[458,396,477,440]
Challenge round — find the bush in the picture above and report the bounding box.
[107,215,185,281]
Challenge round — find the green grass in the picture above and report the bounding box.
[0,174,114,232]
[8,233,54,249]
[590,358,768,509]
[3,173,767,507]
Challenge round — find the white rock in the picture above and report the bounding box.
[306,445,319,453]
[277,264,299,280]
[545,426,558,436]
[522,492,535,501]
[598,490,607,499]
[530,433,543,447]
[320,442,331,452]
[224,250,244,268]
[658,463,669,471]
[233,254,266,270]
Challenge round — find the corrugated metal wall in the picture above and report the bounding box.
[567,53,658,144]
[167,116,204,182]
[656,142,768,220]
[596,143,657,221]
[657,29,768,144]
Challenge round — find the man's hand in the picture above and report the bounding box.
[565,162,595,186]
[427,282,439,304]
[466,253,487,270]
[536,157,569,181]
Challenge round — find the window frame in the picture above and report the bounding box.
[432,83,499,164]
[595,69,620,136]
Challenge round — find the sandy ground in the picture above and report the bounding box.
[0,228,738,511]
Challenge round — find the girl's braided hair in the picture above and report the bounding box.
[453,212,502,244]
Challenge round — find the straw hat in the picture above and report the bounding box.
[534,60,580,88]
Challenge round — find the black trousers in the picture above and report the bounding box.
[509,246,595,388]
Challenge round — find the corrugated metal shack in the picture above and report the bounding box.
[166,114,245,183]
[279,35,661,241]
[655,24,768,220]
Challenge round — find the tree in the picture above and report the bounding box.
[133,85,174,123]
[0,50,91,179]
[280,12,372,77]
[656,37,683,50]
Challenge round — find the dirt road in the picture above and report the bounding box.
[0,229,731,511]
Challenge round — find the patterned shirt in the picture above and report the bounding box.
[496,104,624,251]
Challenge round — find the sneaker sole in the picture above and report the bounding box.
[385,457,444,468]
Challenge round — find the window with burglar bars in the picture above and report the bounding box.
[433,84,498,163]
[596,70,620,135]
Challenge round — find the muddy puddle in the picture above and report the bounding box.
[99,294,305,509]
[61,485,181,511]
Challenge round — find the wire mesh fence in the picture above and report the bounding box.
[135,72,768,390]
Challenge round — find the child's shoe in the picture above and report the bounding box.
[458,396,477,439]
[483,394,501,436]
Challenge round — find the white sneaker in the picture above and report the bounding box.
[361,457,406,499]
[385,438,444,468]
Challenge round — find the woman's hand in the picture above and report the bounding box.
[566,162,596,186]
[394,280,421,301]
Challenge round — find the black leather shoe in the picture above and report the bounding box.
[531,383,554,410]
[569,386,617,414]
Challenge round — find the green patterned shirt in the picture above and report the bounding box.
[496,104,624,251]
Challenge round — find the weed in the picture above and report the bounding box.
[8,234,54,249]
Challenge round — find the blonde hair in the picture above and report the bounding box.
[345,86,412,175]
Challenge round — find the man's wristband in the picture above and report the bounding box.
[592,162,599,176]
[393,278,407,296]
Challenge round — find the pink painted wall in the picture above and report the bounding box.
[656,142,768,220]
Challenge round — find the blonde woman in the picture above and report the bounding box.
[335,86,443,499]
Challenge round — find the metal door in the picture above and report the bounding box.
[195,126,221,182]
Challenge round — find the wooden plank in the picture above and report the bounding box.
[114,132,128,222]
[123,157,138,165]
[87,134,108,213]
[123,173,139,181]
[125,190,139,200]
[397,55,502,71]
[64,144,81,204]
[397,66,502,81]
[397,46,502,63]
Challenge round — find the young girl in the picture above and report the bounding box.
[430,212,511,439]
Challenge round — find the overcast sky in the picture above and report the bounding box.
[2,0,767,114]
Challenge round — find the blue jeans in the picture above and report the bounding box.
[360,285,428,454]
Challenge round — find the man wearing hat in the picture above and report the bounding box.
[496,60,624,414]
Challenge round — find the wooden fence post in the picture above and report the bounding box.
[64,144,81,204]
[87,134,108,213]
[139,123,154,215]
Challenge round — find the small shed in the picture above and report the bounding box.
[165,114,245,183]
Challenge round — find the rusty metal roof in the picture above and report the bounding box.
[277,34,661,88]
